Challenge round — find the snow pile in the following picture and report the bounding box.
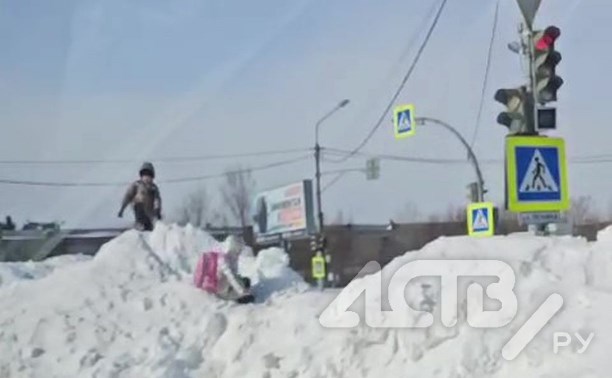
[0,223,306,378]
[1,224,612,377]
[243,247,308,301]
[0,254,91,288]
[317,233,612,377]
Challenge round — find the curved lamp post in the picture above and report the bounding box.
[415,116,486,202]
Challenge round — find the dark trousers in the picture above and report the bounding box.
[241,277,251,289]
[133,203,154,231]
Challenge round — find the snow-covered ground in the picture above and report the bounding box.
[1,223,612,377]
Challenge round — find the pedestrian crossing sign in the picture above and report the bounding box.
[393,104,416,139]
[505,136,569,212]
[312,254,326,280]
[467,202,495,236]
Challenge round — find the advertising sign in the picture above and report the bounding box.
[252,180,316,242]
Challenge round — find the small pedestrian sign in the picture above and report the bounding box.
[467,202,495,236]
[505,136,569,212]
[311,253,326,280]
[393,104,416,139]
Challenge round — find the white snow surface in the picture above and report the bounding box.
[1,223,612,377]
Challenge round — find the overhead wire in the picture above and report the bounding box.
[0,147,312,165]
[332,0,450,163]
[322,171,350,193]
[323,147,612,166]
[469,0,500,149]
[0,154,312,187]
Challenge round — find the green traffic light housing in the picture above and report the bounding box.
[494,86,528,132]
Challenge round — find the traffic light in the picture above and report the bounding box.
[494,86,529,133]
[466,182,479,203]
[532,26,563,104]
[365,158,380,180]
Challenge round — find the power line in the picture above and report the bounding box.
[321,168,364,176]
[322,171,350,192]
[0,155,312,187]
[333,0,450,163]
[323,147,612,166]
[469,0,500,149]
[163,155,311,183]
[0,147,311,165]
[323,147,471,164]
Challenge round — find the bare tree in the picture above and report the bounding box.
[444,203,466,223]
[425,204,465,223]
[395,201,422,223]
[427,213,442,223]
[175,186,212,227]
[570,195,599,225]
[494,204,522,233]
[219,165,256,228]
[333,210,345,225]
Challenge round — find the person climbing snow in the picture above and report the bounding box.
[194,235,254,304]
[118,162,162,231]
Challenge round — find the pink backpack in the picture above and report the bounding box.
[194,251,222,293]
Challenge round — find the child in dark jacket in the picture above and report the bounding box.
[118,162,162,231]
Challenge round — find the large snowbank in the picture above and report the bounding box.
[1,224,612,377]
[0,223,307,377]
[0,254,91,288]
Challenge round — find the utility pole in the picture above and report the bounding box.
[313,99,350,287]
[314,142,323,234]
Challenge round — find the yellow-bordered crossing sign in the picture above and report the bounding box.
[505,136,569,212]
[393,104,416,139]
[311,254,326,280]
[467,202,495,237]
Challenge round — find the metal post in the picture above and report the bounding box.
[315,143,324,236]
[522,23,549,235]
[313,99,350,287]
[520,22,538,135]
[416,117,486,202]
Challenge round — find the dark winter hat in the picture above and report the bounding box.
[139,161,155,178]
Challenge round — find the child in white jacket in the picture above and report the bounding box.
[216,235,251,301]
[194,235,253,303]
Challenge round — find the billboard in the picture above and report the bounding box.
[252,180,316,241]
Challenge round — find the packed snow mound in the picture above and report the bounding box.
[318,233,612,377]
[0,254,91,288]
[1,226,612,377]
[0,223,307,378]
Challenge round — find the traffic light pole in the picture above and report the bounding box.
[415,117,486,202]
[520,22,549,235]
[520,22,539,135]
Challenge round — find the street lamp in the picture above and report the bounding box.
[314,98,350,249]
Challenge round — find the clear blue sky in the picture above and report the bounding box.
[0,0,606,228]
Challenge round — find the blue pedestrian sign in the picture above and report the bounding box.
[393,104,416,139]
[467,202,495,236]
[505,136,569,212]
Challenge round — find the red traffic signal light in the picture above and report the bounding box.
[532,26,563,104]
[535,26,560,51]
